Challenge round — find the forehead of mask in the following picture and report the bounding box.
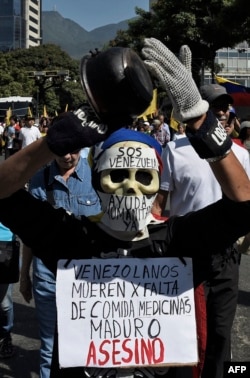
[96,141,160,196]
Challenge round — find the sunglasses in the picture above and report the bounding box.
[210,102,230,111]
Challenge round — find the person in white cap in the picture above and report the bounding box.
[239,120,250,155]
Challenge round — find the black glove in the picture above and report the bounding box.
[186,110,232,161]
[46,105,108,156]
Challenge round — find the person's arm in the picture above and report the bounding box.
[152,190,169,216]
[187,114,250,202]
[209,150,249,202]
[0,108,108,199]
[142,38,250,204]
[0,138,54,198]
[19,244,33,303]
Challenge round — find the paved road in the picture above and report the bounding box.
[231,254,250,361]
[0,280,40,378]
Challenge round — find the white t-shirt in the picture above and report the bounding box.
[160,137,250,216]
[19,126,41,148]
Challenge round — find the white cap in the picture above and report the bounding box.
[240,121,250,129]
[152,119,161,126]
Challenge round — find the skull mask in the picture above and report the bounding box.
[95,140,161,233]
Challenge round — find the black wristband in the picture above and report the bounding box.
[186,110,232,160]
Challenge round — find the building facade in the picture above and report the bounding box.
[205,42,250,87]
[0,0,42,52]
[148,1,250,86]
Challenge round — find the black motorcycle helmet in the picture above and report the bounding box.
[80,47,153,127]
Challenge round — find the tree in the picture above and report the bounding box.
[109,0,250,86]
[0,44,86,116]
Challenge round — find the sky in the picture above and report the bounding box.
[42,0,149,31]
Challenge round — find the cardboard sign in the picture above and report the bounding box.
[56,257,198,368]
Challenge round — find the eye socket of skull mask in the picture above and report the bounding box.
[110,169,153,185]
[92,138,162,232]
[92,140,162,197]
[100,168,160,196]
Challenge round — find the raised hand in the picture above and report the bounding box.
[141,38,208,122]
[46,105,108,156]
[179,45,192,72]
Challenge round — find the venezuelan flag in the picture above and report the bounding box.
[215,75,250,118]
[215,75,250,106]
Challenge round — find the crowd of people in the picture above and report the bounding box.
[0,114,52,159]
[130,97,250,161]
[0,37,250,378]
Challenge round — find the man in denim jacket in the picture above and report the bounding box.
[20,149,101,378]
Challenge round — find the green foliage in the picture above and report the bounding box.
[109,0,250,86]
[0,44,85,115]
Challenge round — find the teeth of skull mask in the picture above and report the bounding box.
[95,141,160,232]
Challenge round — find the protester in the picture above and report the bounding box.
[157,113,171,139]
[143,121,152,134]
[137,124,145,133]
[19,115,41,148]
[20,148,101,378]
[151,119,169,147]
[0,39,250,378]
[0,223,20,359]
[172,122,186,140]
[3,116,17,159]
[239,120,250,155]
[153,79,250,378]
[39,117,50,137]
[200,84,250,169]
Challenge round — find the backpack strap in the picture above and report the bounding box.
[43,165,55,206]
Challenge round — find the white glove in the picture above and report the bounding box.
[179,45,192,73]
[141,38,208,122]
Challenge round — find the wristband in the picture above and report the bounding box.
[186,111,232,160]
[206,149,231,163]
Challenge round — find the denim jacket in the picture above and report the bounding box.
[29,155,101,282]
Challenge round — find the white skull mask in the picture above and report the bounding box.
[95,141,160,232]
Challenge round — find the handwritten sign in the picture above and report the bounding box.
[95,147,160,172]
[56,257,198,369]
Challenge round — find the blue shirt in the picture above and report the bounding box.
[29,155,101,282]
[0,222,13,241]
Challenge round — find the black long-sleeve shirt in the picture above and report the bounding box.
[1,189,250,377]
